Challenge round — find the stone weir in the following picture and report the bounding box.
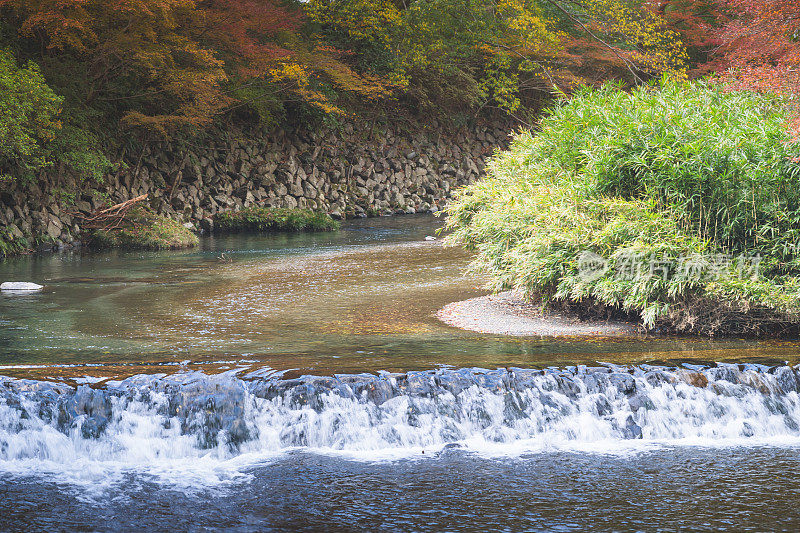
[0,120,511,251]
[1,363,799,465]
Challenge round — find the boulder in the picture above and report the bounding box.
[1,282,44,292]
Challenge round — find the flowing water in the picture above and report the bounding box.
[1,215,800,531]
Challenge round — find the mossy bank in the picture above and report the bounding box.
[88,208,198,250]
[214,207,339,233]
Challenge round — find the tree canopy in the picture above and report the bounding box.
[2,0,798,184]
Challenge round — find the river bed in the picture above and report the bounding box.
[1,215,799,531]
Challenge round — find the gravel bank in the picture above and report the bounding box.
[437,291,640,337]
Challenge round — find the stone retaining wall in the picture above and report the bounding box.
[0,120,510,251]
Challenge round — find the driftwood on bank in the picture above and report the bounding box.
[75,194,148,231]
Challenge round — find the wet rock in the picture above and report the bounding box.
[435,368,480,397]
[59,386,113,439]
[627,394,652,413]
[644,369,674,387]
[471,369,506,393]
[166,376,252,448]
[1,282,43,292]
[622,415,643,439]
[680,371,709,388]
[709,364,740,384]
[771,366,798,394]
[609,372,636,395]
[507,368,545,390]
[402,371,437,397]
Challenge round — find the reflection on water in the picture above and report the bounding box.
[1,214,799,379]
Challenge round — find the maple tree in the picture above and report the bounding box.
[710,0,800,92]
[0,0,389,136]
[646,0,721,70]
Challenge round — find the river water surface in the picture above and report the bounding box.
[1,215,799,531]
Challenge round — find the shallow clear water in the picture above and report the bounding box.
[0,215,797,379]
[2,214,800,531]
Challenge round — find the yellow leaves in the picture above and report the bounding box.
[306,0,400,44]
[575,0,689,76]
[269,40,396,117]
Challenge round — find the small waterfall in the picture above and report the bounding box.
[1,364,800,466]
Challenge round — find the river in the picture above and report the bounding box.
[1,215,799,531]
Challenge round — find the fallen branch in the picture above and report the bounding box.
[75,194,149,231]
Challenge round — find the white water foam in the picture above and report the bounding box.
[1,364,799,490]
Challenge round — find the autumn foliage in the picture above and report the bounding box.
[0,0,387,135]
[0,0,701,183]
[711,1,800,91]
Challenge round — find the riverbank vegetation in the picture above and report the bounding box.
[215,207,339,233]
[445,80,800,336]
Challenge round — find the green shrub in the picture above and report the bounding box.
[0,49,112,184]
[445,79,800,336]
[89,207,198,250]
[0,48,63,182]
[214,207,340,233]
[0,229,30,258]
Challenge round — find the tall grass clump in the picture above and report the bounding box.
[445,79,800,336]
[214,207,339,233]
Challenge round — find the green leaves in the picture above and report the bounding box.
[0,48,63,181]
[214,207,340,233]
[0,48,111,184]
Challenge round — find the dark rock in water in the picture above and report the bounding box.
[59,385,113,439]
[582,372,608,394]
[255,376,344,411]
[551,374,582,398]
[435,442,464,457]
[472,369,506,393]
[644,369,673,388]
[335,373,384,402]
[609,372,636,395]
[594,397,612,416]
[149,374,253,449]
[507,368,545,390]
[627,394,652,413]
[622,415,643,439]
[771,366,799,394]
[403,371,437,397]
[435,368,480,397]
[709,364,740,385]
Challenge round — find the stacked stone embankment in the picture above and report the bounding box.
[0,120,509,252]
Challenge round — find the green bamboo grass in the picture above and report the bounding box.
[445,79,800,335]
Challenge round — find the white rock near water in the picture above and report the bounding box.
[1,282,44,292]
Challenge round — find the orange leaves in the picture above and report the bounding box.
[1,0,396,132]
[197,0,302,79]
[710,0,800,134]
